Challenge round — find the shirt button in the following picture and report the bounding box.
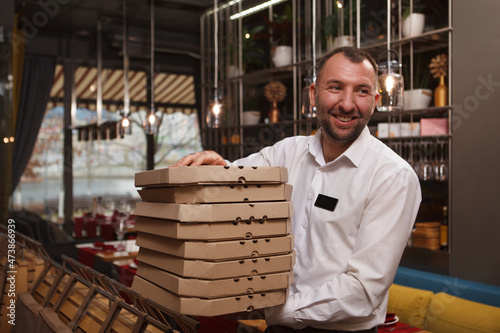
[308,193,314,200]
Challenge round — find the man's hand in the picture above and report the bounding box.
[171,150,227,167]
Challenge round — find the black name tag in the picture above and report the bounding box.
[314,194,338,212]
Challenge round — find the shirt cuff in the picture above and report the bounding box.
[264,294,307,329]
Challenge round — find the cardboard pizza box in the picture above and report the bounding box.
[136,262,292,298]
[131,275,287,316]
[137,183,292,204]
[133,216,292,240]
[135,165,288,187]
[135,233,294,260]
[136,248,295,280]
[134,201,293,222]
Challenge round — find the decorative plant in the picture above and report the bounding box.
[403,53,431,89]
[226,24,266,71]
[264,80,287,122]
[402,0,424,18]
[429,53,448,78]
[264,81,287,105]
[242,25,266,70]
[257,3,293,47]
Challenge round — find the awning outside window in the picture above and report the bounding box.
[47,65,197,115]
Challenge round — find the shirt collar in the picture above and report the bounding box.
[308,126,372,167]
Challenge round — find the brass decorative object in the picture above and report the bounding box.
[429,54,448,107]
[264,81,287,123]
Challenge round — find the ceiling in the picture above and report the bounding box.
[15,0,215,74]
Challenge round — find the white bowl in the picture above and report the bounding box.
[243,111,261,125]
[404,89,433,110]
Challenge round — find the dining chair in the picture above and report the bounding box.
[37,307,73,333]
[12,257,72,333]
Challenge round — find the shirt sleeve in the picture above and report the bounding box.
[266,165,422,329]
[229,145,277,167]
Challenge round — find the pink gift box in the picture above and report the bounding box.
[420,118,449,136]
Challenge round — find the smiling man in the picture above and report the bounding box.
[173,47,421,332]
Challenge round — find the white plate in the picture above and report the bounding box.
[129,262,138,269]
[379,315,399,327]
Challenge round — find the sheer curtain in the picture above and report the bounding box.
[12,55,56,192]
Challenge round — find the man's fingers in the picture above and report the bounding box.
[171,151,227,167]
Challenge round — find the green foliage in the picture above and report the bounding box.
[225,24,266,71]
[403,53,431,89]
[262,3,293,46]
[402,0,425,18]
[242,25,266,70]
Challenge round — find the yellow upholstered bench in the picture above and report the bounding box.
[387,283,434,329]
[388,284,500,333]
[425,292,500,333]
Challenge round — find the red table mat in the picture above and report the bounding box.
[77,244,118,268]
[119,264,136,287]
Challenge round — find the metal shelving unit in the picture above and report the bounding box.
[201,1,452,264]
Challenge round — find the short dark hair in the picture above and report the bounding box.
[316,47,378,80]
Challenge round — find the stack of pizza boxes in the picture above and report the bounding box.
[131,165,295,317]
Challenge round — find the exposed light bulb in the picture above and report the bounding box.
[122,117,130,128]
[3,137,8,144]
[336,1,343,9]
[385,76,395,93]
[212,102,221,116]
[206,90,224,128]
[377,50,404,112]
[148,113,156,125]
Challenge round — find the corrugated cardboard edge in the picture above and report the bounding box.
[136,248,296,280]
[135,233,294,260]
[137,183,292,204]
[135,166,289,187]
[136,261,292,298]
[134,216,292,240]
[134,201,293,222]
[131,275,287,316]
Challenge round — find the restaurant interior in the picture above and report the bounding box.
[1,0,500,332]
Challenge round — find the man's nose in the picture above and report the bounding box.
[339,90,355,112]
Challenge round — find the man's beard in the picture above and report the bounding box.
[317,106,369,144]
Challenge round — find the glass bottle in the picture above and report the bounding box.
[440,206,449,251]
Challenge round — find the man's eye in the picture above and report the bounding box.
[328,86,341,91]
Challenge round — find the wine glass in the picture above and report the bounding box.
[439,141,449,181]
[114,217,127,250]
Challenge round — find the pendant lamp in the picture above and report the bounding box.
[144,0,159,135]
[206,0,224,128]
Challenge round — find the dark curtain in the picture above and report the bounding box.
[11,55,56,192]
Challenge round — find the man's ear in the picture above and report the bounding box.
[310,83,317,107]
[371,92,380,115]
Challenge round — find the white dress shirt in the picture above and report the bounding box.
[231,127,421,331]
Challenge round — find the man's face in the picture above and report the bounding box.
[311,53,379,145]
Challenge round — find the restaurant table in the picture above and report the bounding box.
[112,259,137,287]
[75,239,139,269]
